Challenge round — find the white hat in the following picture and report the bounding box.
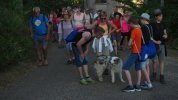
[141,13,150,21]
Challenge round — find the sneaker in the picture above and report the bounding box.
[67,60,72,64]
[122,85,135,92]
[80,79,88,85]
[134,85,142,92]
[86,77,96,84]
[160,75,166,84]
[140,83,153,90]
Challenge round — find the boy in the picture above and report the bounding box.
[151,9,168,84]
[122,16,142,92]
[140,13,153,90]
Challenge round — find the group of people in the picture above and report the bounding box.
[29,6,168,93]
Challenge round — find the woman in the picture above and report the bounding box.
[73,7,85,29]
[57,11,74,64]
[111,12,122,56]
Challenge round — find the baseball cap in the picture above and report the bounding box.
[140,13,150,21]
[154,9,162,16]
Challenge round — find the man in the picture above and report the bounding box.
[151,9,168,84]
[84,8,93,29]
[122,16,142,92]
[72,29,95,85]
[29,7,50,66]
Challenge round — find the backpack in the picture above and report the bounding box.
[145,25,156,59]
[65,29,79,43]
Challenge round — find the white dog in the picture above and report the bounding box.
[94,56,125,83]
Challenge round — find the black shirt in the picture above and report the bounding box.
[151,22,166,44]
[141,24,152,45]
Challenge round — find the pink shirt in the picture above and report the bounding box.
[121,20,130,33]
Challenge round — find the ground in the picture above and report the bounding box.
[0,44,178,100]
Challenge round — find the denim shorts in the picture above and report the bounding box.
[33,35,48,49]
[66,42,73,51]
[140,59,149,70]
[111,33,122,41]
[123,53,141,71]
[72,44,88,67]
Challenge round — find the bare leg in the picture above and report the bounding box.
[136,70,141,86]
[159,60,164,75]
[43,47,48,65]
[124,70,133,86]
[78,67,84,79]
[143,68,151,84]
[113,40,118,56]
[83,65,89,77]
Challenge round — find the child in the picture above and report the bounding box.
[140,13,153,90]
[92,27,113,57]
[122,16,142,92]
[151,9,168,84]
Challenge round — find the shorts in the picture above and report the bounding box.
[123,53,141,71]
[111,33,122,42]
[140,59,149,70]
[152,45,165,61]
[66,42,73,51]
[121,32,129,36]
[33,35,48,49]
[72,44,88,67]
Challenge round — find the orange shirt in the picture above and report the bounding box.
[99,24,109,36]
[131,27,142,53]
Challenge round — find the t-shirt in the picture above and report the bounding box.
[73,13,84,28]
[84,13,93,28]
[121,20,130,33]
[141,24,152,45]
[29,14,49,36]
[99,24,109,36]
[152,22,166,44]
[131,27,142,53]
[112,19,121,34]
[58,20,73,38]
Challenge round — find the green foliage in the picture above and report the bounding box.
[0,0,34,71]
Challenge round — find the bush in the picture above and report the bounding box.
[0,0,34,71]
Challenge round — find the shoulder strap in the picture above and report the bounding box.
[70,20,74,29]
[145,25,153,38]
[61,21,64,39]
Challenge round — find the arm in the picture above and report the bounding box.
[128,38,133,47]
[84,42,90,56]
[76,37,86,56]
[108,21,117,35]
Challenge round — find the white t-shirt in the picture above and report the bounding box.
[73,13,84,28]
[84,13,93,28]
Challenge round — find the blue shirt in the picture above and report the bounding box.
[29,14,49,36]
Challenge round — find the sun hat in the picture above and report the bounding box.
[141,13,150,21]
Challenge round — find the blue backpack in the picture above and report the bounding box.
[145,25,156,59]
[65,29,78,43]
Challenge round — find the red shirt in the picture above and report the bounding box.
[112,19,121,34]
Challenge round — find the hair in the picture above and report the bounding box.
[99,11,107,18]
[114,12,122,18]
[33,7,40,12]
[129,16,139,25]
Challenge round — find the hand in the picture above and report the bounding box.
[163,34,168,39]
[156,40,162,45]
[150,37,154,41]
[84,50,88,56]
[80,53,85,60]
[46,35,49,41]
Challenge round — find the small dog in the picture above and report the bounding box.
[94,56,125,83]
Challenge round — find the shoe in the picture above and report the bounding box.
[43,60,48,66]
[134,85,142,92]
[160,75,166,84]
[80,79,88,85]
[86,77,96,84]
[151,72,157,82]
[140,83,153,90]
[67,60,72,64]
[122,85,135,92]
